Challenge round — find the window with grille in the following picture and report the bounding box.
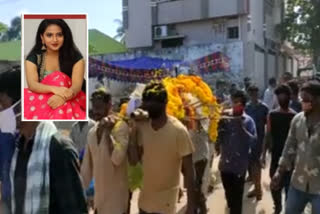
[227,26,239,39]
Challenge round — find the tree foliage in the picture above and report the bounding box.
[113,19,125,44]
[0,16,21,41]
[7,16,21,40]
[280,0,320,65]
[0,22,8,33]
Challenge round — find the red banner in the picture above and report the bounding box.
[194,52,230,74]
[89,58,169,83]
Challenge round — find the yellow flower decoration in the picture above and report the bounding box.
[162,74,221,142]
[119,103,128,117]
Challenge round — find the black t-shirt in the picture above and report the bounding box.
[26,51,83,70]
[269,110,296,166]
[26,51,83,73]
[26,51,86,92]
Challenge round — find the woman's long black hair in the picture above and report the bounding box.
[27,19,82,78]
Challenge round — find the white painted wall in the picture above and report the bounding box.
[293,58,298,77]
[249,0,264,46]
[174,18,242,46]
[126,0,153,48]
[156,0,246,25]
[268,53,276,79]
[209,0,245,18]
[254,51,265,90]
[287,57,293,74]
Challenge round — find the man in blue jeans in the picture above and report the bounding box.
[216,90,257,214]
[261,84,296,214]
[271,81,320,213]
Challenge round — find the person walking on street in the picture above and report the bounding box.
[245,85,269,201]
[261,84,296,214]
[216,90,257,214]
[263,77,278,110]
[189,120,210,213]
[128,82,198,214]
[271,81,320,214]
[81,88,130,214]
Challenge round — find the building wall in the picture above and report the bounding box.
[93,41,245,93]
[293,58,298,77]
[247,0,286,89]
[124,0,286,90]
[249,0,264,47]
[126,0,153,48]
[267,53,276,79]
[209,0,248,17]
[287,57,293,75]
[156,0,248,25]
[157,0,202,24]
[277,54,299,78]
[278,54,285,78]
[166,17,244,46]
[254,50,265,90]
[125,0,249,48]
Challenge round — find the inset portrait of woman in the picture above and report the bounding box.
[23,15,87,120]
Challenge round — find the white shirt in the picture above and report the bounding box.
[189,128,210,163]
[263,87,278,110]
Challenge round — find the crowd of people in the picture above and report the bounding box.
[0,66,320,214]
[215,73,320,214]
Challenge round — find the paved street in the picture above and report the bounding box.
[198,158,275,214]
[2,156,310,214]
[128,157,277,214]
[129,156,308,214]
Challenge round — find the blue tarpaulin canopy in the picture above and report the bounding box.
[107,56,182,70]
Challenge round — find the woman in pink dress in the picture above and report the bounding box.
[24,19,86,120]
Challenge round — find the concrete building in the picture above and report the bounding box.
[123,0,298,89]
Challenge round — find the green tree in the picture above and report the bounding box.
[280,0,320,72]
[0,22,8,41]
[113,19,125,44]
[0,22,8,33]
[6,16,21,40]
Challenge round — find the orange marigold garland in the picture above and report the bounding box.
[162,74,221,142]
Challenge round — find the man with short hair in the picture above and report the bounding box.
[271,81,320,214]
[129,82,197,214]
[81,88,130,214]
[216,89,257,214]
[261,84,296,214]
[245,85,269,200]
